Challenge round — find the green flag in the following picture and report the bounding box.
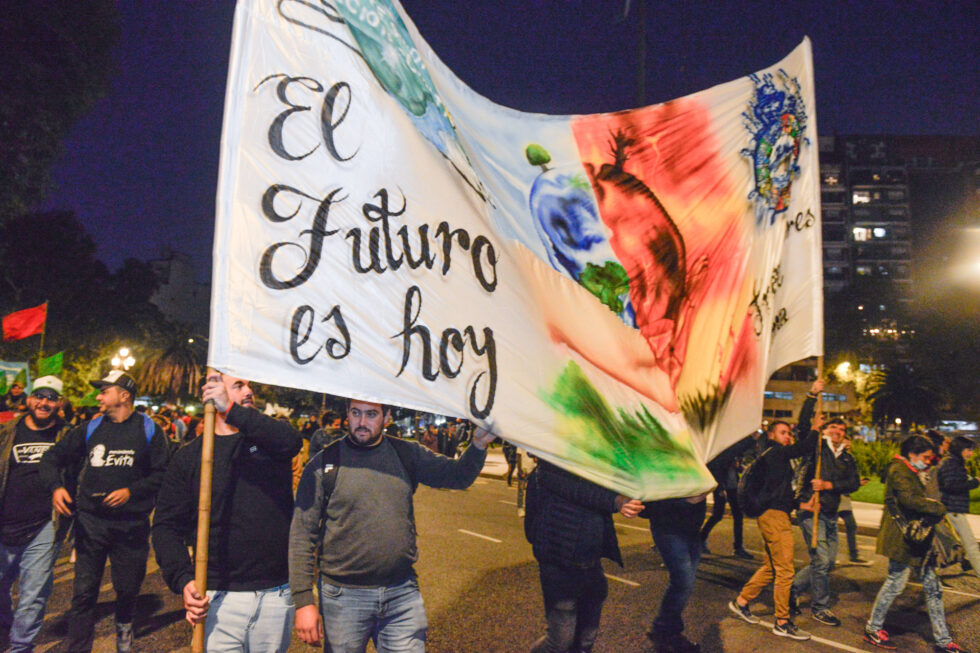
[78,388,100,407]
[38,351,63,377]
[12,367,27,388]
[0,373,7,396]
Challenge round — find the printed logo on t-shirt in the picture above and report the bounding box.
[88,444,135,467]
[12,442,55,464]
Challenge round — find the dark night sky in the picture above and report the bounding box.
[43,1,979,281]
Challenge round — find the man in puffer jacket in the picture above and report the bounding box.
[938,436,980,580]
[525,459,643,653]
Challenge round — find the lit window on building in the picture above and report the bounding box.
[763,391,794,400]
[853,227,870,241]
[823,175,839,186]
[852,190,871,204]
[873,227,887,238]
[856,265,872,276]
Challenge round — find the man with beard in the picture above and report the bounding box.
[152,373,302,653]
[39,371,170,653]
[0,376,69,652]
[289,399,494,652]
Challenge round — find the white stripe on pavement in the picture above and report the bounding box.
[756,619,872,653]
[614,523,649,532]
[457,529,502,543]
[909,582,980,600]
[604,573,640,587]
[498,499,517,506]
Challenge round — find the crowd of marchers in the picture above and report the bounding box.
[0,371,977,653]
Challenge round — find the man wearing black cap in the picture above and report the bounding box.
[39,370,170,653]
[0,376,70,652]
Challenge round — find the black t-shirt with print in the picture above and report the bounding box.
[0,419,61,545]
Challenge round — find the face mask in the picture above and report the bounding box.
[911,459,929,471]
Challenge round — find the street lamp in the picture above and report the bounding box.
[111,347,136,371]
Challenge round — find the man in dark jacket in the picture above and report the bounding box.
[938,436,980,580]
[39,371,170,653]
[0,376,69,653]
[526,459,643,653]
[699,433,760,558]
[728,378,822,642]
[790,417,861,626]
[152,373,302,653]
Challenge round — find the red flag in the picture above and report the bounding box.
[2,303,47,341]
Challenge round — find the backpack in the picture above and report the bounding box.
[523,465,542,544]
[737,447,772,518]
[86,413,156,446]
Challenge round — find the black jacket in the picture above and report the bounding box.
[937,453,979,514]
[795,438,861,515]
[527,460,622,568]
[758,394,818,514]
[152,404,301,593]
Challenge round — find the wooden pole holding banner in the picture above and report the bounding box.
[811,356,824,549]
[192,368,217,653]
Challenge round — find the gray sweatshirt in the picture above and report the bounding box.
[289,435,486,608]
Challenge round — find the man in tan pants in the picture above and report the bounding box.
[728,379,823,641]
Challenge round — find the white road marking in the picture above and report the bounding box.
[755,618,873,653]
[473,480,488,485]
[614,522,649,532]
[604,573,640,587]
[498,499,517,506]
[909,582,980,600]
[458,529,502,543]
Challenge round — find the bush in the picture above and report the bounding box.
[850,439,898,481]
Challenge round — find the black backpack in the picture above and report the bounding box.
[737,447,772,518]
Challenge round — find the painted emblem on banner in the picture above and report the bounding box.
[742,70,809,225]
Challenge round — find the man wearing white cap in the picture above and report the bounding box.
[0,376,69,652]
[39,371,170,653]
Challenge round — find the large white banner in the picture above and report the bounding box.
[211,0,822,499]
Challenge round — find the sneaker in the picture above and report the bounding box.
[811,609,841,626]
[934,643,968,652]
[733,548,754,560]
[116,622,133,653]
[864,629,898,650]
[649,630,702,653]
[727,600,759,624]
[772,620,811,641]
[849,557,873,566]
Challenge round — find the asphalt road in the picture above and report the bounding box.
[9,477,980,652]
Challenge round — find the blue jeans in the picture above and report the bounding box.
[319,576,427,653]
[867,560,951,647]
[204,583,294,652]
[531,562,607,652]
[645,499,705,636]
[0,522,59,653]
[792,511,838,612]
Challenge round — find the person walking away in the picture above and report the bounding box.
[727,378,822,642]
[525,459,643,652]
[699,433,758,559]
[937,436,980,580]
[863,435,968,652]
[644,494,709,653]
[0,376,69,652]
[153,373,302,652]
[38,371,169,653]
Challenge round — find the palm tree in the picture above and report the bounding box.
[135,330,206,404]
[867,363,942,435]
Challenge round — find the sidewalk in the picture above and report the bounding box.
[479,448,980,542]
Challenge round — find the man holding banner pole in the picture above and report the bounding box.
[152,373,301,652]
[289,398,494,652]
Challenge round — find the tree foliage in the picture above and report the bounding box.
[867,363,942,433]
[134,329,206,404]
[0,1,120,222]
